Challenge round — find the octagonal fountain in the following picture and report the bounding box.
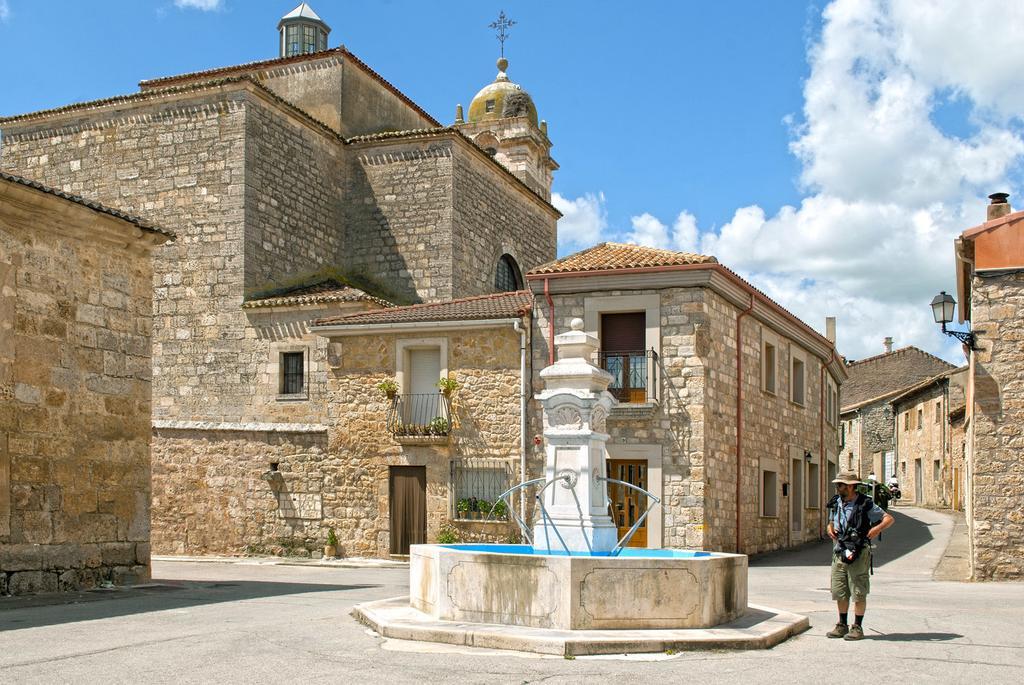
[353,319,806,655]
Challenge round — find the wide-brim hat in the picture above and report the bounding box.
[832,470,861,485]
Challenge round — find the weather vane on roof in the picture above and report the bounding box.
[489,10,516,58]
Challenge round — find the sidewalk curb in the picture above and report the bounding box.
[152,554,409,569]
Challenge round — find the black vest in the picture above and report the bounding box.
[828,493,874,540]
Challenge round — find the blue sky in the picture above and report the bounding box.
[3,0,1023,363]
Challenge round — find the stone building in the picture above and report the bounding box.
[0,172,171,594]
[952,193,1024,580]
[889,368,966,507]
[839,344,954,480]
[525,243,846,555]
[0,5,846,559]
[0,5,558,557]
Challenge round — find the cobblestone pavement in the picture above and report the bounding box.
[1,507,1021,684]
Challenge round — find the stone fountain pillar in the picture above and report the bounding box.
[534,318,618,554]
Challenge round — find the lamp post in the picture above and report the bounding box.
[930,291,977,350]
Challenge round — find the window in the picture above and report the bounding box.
[935,401,942,424]
[286,25,300,56]
[281,351,304,395]
[763,342,776,394]
[840,422,845,448]
[904,412,910,431]
[791,357,805,405]
[761,470,779,517]
[600,312,650,403]
[494,254,523,292]
[451,459,512,520]
[303,25,316,53]
[485,99,496,113]
[933,460,941,481]
[917,407,923,430]
[807,462,820,508]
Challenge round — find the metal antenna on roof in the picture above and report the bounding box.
[489,10,516,58]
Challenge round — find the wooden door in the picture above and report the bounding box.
[389,466,426,555]
[791,458,803,533]
[607,459,648,547]
[915,459,923,503]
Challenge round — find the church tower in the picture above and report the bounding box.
[454,16,557,200]
[278,3,330,58]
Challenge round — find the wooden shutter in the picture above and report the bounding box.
[600,312,645,352]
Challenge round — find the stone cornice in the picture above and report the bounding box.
[153,420,327,433]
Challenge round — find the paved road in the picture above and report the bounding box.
[1,507,1021,684]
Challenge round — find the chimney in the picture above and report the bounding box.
[883,336,893,354]
[987,192,1011,221]
[825,316,836,344]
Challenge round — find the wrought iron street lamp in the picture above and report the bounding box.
[930,291,977,350]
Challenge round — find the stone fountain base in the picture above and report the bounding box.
[409,544,746,630]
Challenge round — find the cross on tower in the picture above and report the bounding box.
[489,10,516,57]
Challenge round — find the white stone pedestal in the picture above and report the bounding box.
[534,318,618,554]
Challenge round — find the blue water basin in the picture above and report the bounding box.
[438,543,711,558]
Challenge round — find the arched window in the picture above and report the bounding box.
[495,254,523,292]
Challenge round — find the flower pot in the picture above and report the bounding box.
[324,545,337,558]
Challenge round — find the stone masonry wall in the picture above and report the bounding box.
[243,100,345,292]
[450,147,557,298]
[0,90,249,423]
[0,205,154,594]
[968,270,1024,580]
[344,139,455,304]
[895,384,947,507]
[702,290,834,555]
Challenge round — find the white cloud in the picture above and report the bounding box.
[552,192,607,251]
[0,1,10,22]
[174,0,223,10]
[561,0,1024,362]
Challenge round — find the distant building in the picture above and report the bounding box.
[839,344,955,482]
[0,173,171,594]
[953,192,1024,580]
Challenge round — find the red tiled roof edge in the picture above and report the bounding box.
[0,171,175,240]
[313,290,533,327]
[137,46,441,128]
[525,242,717,275]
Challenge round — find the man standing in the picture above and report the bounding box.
[826,470,895,641]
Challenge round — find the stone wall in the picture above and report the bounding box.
[967,270,1024,580]
[894,384,947,507]
[243,99,345,291]
[451,146,557,297]
[702,290,833,555]
[949,414,966,511]
[858,403,894,477]
[344,138,455,304]
[0,192,156,594]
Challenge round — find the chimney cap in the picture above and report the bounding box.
[989,192,1010,205]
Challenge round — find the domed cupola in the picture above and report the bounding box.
[466,58,539,127]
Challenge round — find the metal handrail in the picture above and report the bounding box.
[597,475,661,555]
[599,348,658,403]
[386,392,452,436]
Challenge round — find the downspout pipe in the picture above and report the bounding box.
[820,349,836,539]
[513,318,528,520]
[735,293,755,554]
[544,277,555,365]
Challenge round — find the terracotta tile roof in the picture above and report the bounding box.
[889,367,967,406]
[137,47,441,128]
[242,279,392,309]
[840,347,955,411]
[314,290,532,327]
[0,171,175,240]
[527,242,717,276]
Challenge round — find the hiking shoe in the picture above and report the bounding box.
[844,625,865,641]
[826,623,849,638]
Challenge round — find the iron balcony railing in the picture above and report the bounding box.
[450,458,514,520]
[386,392,453,437]
[598,349,658,403]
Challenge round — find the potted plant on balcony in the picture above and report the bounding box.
[377,378,398,399]
[490,499,508,520]
[475,499,491,521]
[324,527,338,558]
[427,416,449,436]
[456,498,471,519]
[437,376,459,397]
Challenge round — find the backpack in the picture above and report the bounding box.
[828,493,874,564]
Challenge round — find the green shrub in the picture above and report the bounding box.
[436,525,459,544]
[326,527,338,547]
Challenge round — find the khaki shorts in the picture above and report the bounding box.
[831,548,871,600]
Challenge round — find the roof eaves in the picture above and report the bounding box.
[313,291,533,327]
[0,171,175,240]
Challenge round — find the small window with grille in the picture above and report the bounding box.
[280,351,305,395]
[485,99,496,113]
[494,254,523,292]
[452,459,512,520]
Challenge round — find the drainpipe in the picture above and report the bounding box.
[819,349,835,539]
[513,318,528,520]
[735,293,755,554]
[544,277,555,365]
